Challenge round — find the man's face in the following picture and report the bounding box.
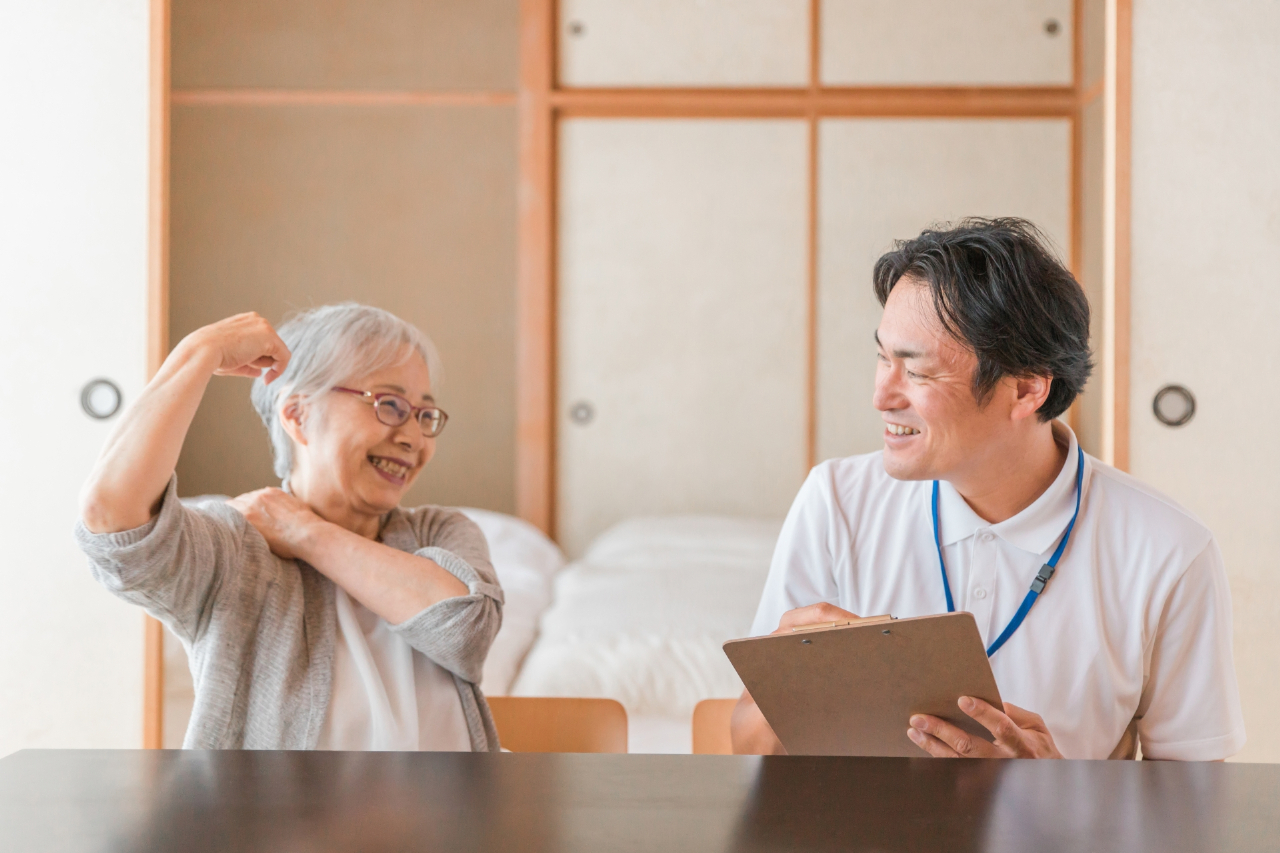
[873,280,1010,482]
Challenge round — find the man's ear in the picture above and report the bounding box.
[280,396,309,447]
[1011,374,1053,422]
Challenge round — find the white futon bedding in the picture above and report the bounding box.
[509,515,780,753]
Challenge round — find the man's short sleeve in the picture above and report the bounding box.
[750,465,843,636]
[1137,539,1247,760]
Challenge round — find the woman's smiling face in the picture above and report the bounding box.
[286,349,436,525]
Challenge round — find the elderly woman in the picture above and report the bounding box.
[76,304,502,751]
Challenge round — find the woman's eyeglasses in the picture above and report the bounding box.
[331,387,448,437]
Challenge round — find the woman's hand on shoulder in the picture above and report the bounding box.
[178,312,291,384]
[228,488,325,561]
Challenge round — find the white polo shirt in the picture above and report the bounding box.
[751,422,1246,760]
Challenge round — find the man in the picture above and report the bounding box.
[732,218,1245,760]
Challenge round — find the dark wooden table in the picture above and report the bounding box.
[1,750,1277,852]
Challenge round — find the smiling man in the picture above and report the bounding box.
[731,218,1246,761]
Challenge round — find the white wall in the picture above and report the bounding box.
[0,1,151,755]
[1128,0,1280,762]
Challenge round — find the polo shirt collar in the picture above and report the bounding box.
[935,420,1088,556]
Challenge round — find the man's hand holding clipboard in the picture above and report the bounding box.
[726,603,1064,759]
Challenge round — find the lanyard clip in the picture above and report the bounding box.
[1030,563,1056,595]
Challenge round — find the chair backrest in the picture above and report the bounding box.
[691,698,739,755]
[486,696,628,754]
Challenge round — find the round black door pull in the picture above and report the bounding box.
[1153,384,1196,427]
[81,378,123,420]
[569,401,595,425]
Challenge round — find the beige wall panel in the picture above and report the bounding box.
[559,0,809,87]
[1075,98,1105,457]
[1129,0,1280,762]
[817,118,1071,462]
[170,104,517,513]
[558,119,809,557]
[172,0,518,90]
[821,0,1073,85]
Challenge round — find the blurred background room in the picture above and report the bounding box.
[2,0,1277,759]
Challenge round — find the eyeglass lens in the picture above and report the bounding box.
[373,396,444,436]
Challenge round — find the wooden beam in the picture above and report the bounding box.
[171,89,516,107]
[143,0,171,751]
[169,85,1076,118]
[515,0,557,536]
[1103,0,1132,471]
[549,86,1078,118]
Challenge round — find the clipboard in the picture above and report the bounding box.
[723,612,1002,757]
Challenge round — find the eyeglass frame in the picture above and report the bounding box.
[331,386,449,437]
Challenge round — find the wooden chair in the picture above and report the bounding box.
[486,696,628,754]
[691,698,739,755]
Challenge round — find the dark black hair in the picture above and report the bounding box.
[872,218,1092,422]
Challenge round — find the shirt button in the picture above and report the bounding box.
[973,588,988,600]
[980,531,995,543]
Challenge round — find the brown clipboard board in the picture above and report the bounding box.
[723,612,1002,757]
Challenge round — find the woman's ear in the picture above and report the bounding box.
[280,396,310,447]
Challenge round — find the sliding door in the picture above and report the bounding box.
[0,1,151,755]
[1127,0,1280,762]
[557,119,809,557]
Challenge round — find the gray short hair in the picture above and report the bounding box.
[250,303,442,481]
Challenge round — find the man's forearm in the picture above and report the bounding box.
[730,690,786,755]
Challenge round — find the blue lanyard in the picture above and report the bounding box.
[931,445,1084,658]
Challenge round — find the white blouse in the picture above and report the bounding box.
[316,588,472,751]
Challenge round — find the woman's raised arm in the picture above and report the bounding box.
[79,313,290,533]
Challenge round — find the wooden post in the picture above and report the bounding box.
[515,0,557,535]
[143,0,171,750]
[1103,0,1132,471]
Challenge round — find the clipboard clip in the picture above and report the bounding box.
[791,614,894,632]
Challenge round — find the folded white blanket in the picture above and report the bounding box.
[460,508,565,697]
[511,515,780,731]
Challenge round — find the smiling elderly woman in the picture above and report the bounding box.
[76,304,502,751]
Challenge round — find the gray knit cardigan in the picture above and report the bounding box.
[75,477,503,751]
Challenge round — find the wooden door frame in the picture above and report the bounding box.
[1103,0,1132,471]
[143,0,170,751]
[514,0,1133,538]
